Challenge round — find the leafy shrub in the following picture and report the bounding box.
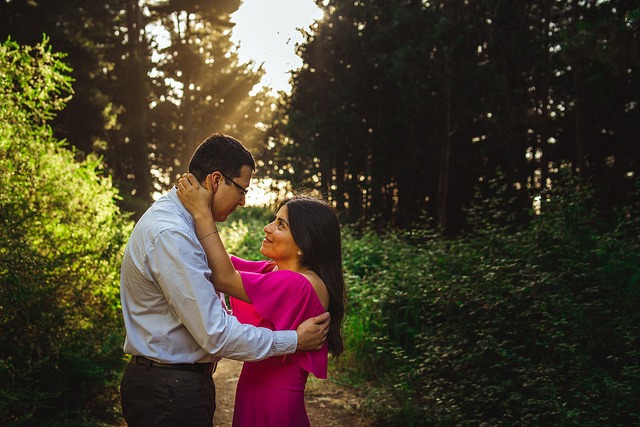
[218,206,275,260]
[0,37,133,426]
[205,175,640,426]
[337,172,640,426]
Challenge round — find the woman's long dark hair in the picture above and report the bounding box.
[281,196,346,357]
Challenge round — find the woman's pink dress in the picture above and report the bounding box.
[229,256,328,427]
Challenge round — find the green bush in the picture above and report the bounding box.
[218,205,275,260]
[337,172,640,426]
[196,177,640,426]
[0,37,133,426]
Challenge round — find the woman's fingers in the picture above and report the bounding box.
[185,172,196,186]
[177,173,197,191]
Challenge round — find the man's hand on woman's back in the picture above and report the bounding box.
[296,312,330,351]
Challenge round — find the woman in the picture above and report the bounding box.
[176,173,346,427]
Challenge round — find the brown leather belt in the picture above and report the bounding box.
[130,355,217,374]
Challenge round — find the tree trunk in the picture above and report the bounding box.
[126,0,151,206]
[436,54,452,232]
[574,65,586,172]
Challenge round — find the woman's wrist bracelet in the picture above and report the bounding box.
[198,229,218,241]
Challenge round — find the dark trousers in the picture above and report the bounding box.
[120,361,216,427]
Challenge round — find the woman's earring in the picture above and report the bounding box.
[297,251,302,256]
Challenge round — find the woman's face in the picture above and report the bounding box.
[260,205,301,262]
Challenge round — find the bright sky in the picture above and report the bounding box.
[230,0,323,94]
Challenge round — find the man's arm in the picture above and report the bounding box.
[152,227,296,361]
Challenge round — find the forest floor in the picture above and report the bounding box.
[212,358,375,427]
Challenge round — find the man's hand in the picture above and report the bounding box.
[296,312,330,351]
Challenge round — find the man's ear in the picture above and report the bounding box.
[207,172,221,191]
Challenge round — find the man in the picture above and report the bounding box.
[119,133,330,426]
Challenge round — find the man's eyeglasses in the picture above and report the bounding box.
[220,172,249,196]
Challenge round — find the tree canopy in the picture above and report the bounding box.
[1,0,638,231]
[263,0,640,233]
[0,0,275,217]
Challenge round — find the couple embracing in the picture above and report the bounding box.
[119,133,346,426]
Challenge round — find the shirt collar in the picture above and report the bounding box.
[166,186,196,229]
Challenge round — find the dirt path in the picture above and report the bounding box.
[212,359,374,427]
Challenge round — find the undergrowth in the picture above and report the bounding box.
[225,175,640,426]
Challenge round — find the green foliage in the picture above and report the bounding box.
[336,172,640,426]
[0,37,133,426]
[0,36,73,126]
[217,206,275,261]
[215,174,640,425]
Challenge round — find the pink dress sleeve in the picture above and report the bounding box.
[229,259,328,379]
[230,255,274,273]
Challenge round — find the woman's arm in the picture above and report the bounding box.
[176,173,250,302]
[177,173,331,351]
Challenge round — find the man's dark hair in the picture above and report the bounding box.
[188,133,256,182]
